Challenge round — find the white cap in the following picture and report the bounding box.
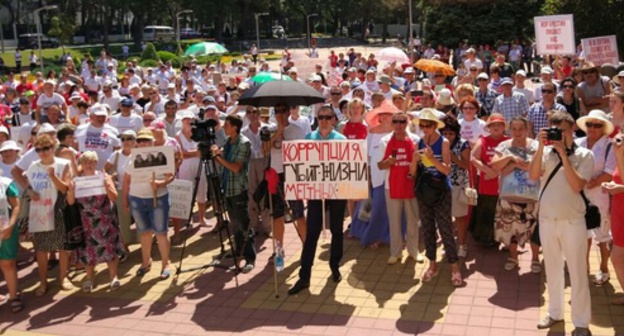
[120,130,137,138]
[515,70,527,77]
[0,125,8,135]
[541,67,554,75]
[43,79,56,86]
[618,71,624,77]
[103,80,114,87]
[167,83,175,89]
[180,111,196,120]
[237,82,250,90]
[89,104,108,116]
[310,74,322,82]
[0,140,20,152]
[70,92,82,100]
[288,67,298,74]
[37,123,56,135]
[476,72,489,80]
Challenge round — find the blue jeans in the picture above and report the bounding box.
[129,194,169,234]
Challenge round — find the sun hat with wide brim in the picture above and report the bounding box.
[576,109,614,135]
[485,113,506,128]
[414,108,445,129]
[365,99,400,128]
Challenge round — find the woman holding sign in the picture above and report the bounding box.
[68,151,124,292]
[122,128,175,280]
[24,134,73,295]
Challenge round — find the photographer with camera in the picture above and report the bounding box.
[241,106,272,235]
[529,111,594,335]
[211,115,255,273]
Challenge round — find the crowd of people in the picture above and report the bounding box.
[0,41,623,336]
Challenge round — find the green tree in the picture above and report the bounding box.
[141,42,160,61]
[48,14,78,53]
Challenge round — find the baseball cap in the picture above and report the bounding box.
[70,92,82,100]
[310,75,322,82]
[238,82,250,90]
[476,72,489,80]
[121,98,134,107]
[19,97,29,105]
[180,111,196,120]
[541,67,554,75]
[43,79,55,86]
[37,123,57,135]
[90,104,108,116]
[288,67,298,74]
[129,83,139,90]
[203,96,216,104]
[207,85,217,92]
[167,83,175,89]
[618,71,624,77]
[120,130,137,138]
[204,105,218,111]
[148,120,166,130]
[404,67,415,74]
[379,75,392,85]
[515,70,527,77]
[366,68,376,75]
[500,77,514,86]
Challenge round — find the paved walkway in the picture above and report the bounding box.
[0,215,623,336]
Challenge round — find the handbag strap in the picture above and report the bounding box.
[580,190,590,208]
[538,161,563,203]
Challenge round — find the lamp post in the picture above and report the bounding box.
[254,12,269,52]
[34,5,57,72]
[408,0,413,62]
[176,9,193,43]
[306,13,318,54]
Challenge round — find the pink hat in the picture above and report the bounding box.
[148,120,166,130]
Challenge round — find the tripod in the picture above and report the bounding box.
[176,143,241,274]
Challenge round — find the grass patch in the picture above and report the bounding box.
[0,48,84,68]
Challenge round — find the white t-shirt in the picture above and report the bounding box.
[513,86,535,105]
[85,76,102,92]
[464,58,483,70]
[76,125,121,170]
[368,132,391,188]
[100,94,122,113]
[36,93,66,112]
[289,115,312,135]
[144,101,166,117]
[270,122,307,173]
[458,118,487,144]
[109,113,144,134]
[124,154,169,198]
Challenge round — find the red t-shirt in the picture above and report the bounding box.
[612,167,624,247]
[383,136,415,199]
[478,135,508,195]
[16,83,34,95]
[610,126,620,139]
[329,54,338,68]
[343,121,367,140]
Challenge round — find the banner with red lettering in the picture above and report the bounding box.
[283,140,369,200]
[534,14,575,55]
[581,35,619,66]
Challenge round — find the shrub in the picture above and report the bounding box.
[176,43,184,56]
[157,51,177,63]
[169,57,184,68]
[140,43,159,61]
[139,59,159,68]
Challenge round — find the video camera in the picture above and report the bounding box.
[191,118,218,144]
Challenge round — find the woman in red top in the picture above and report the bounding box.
[339,98,368,218]
[609,92,624,138]
[470,113,509,246]
[604,132,624,304]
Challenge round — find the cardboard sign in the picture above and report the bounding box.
[129,146,175,183]
[534,14,575,55]
[581,35,620,66]
[283,140,369,200]
[74,174,105,198]
[167,179,194,220]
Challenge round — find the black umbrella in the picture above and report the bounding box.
[237,80,326,107]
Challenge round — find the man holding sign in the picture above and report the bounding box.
[289,105,348,295]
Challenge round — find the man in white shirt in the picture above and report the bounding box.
[144,68,158,86]
[109,98,143,134]
[144,87,166,117]
[100,81,122,113]
[36,79,68,120]
[463,48,483,71]
[127,68,142,86]
[513,70,534,105]
[85,69,102,92]
[76,104,121,170]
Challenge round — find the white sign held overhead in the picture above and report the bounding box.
[581,35,620,66]
[534,14,575,55]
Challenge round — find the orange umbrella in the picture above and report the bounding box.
[414,59,456,76]
[365,99,400,128]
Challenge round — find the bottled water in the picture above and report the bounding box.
[275,243,284,272]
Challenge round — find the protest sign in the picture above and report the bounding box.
[74,174,105,198]
[129,146,175,183]
[327,68,343,87]
[168,179,194,220]
[283,140,369,200]
[534,14,575,55]
[581,35,620,66]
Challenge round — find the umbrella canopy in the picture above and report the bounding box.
[251,72,292,84]
[184,42,229,57]
[378,47,410,64]
[414,59,455,76]
[238,80,326,107]
[365,100,400,128]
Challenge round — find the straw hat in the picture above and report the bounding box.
[576,110,614,135]
[436,89,455,106]
[415,108,445,129]
[136,128,155,141]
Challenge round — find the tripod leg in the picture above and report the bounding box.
[176,156,205,275]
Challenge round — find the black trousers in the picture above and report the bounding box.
[298,199,347,282]
[225,192,256,263]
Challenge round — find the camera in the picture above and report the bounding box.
[546,126,562,141]
[617,137,623,145]
[191,118,218,143]
[260,126,271,142]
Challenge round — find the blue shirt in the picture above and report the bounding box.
[305,129,347,140]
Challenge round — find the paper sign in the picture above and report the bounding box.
[327,68,343,87]
[581,35,620,66]
[74,174,105,198]
[283,140,369,200]
[130,146,175,183]
[534,14,576,55]
[26,162,57,233]
[167,179,194,219]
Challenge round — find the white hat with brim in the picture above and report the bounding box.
[37,123,57,135]
[0,125,8,136]
[414,108,445,129]
[576,109,614,135]
[90,104,108,116]
[0,140,20,153]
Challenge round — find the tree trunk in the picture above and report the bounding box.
[382,15,388,43]
[132,14,145,49]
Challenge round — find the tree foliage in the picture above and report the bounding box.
[47,14,78,52]
[140,43,160,61]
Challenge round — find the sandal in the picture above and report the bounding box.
[504,258,519,271]
[421,268,440,282]
[35,284,47,297]
[82,280,93,293]
[10,298,24,313]
[61,279,74,291]
[531,260,542,273]
[160,267,173,280]
[451,271,463,287]
[136,263,152,277]
[110,278,121,291]
[594,270,610,286]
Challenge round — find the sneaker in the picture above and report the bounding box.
[537,315,563,329]
[241,263,254,274]
[387,255,400,265]
[82,280,93,293]
[110,278,121,291]
[458,245,468,258]
[408,253,425,263]
[593,270,610,286]
[571,327,592,336]
[504,258,519,271]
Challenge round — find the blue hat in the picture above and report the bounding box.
[121,98,134,107]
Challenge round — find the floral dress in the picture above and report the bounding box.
[73,173,124,266]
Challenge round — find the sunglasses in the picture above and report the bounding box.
[136,139,152,143]
[330,92,341,96]
[562,85,575,89]
[35,146,52,153]
[582,70,595,75]
[419,123,435,129]
[246,110,259,114]
[120,137,135,142]
[470,69,478,72]
[542,90,555,94]
[143,118,155,123]
[317,115,334,121]
[435,74,445,78]
[477,78,488,82]
[462,106,477,110]
[392,119,407,124]
[442,131,455,136]
[585,122,604,129]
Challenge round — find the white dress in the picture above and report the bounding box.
[177,132,208,203]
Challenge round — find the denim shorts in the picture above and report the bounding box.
[129,194,169,234]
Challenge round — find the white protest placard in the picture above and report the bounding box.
[74,174,105,198]
[129,146,175,183]
[581,35,620,66]
[167,179,194,220]
[283,140,369,200]
[534,14,575,55]
[327,68,343,87]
